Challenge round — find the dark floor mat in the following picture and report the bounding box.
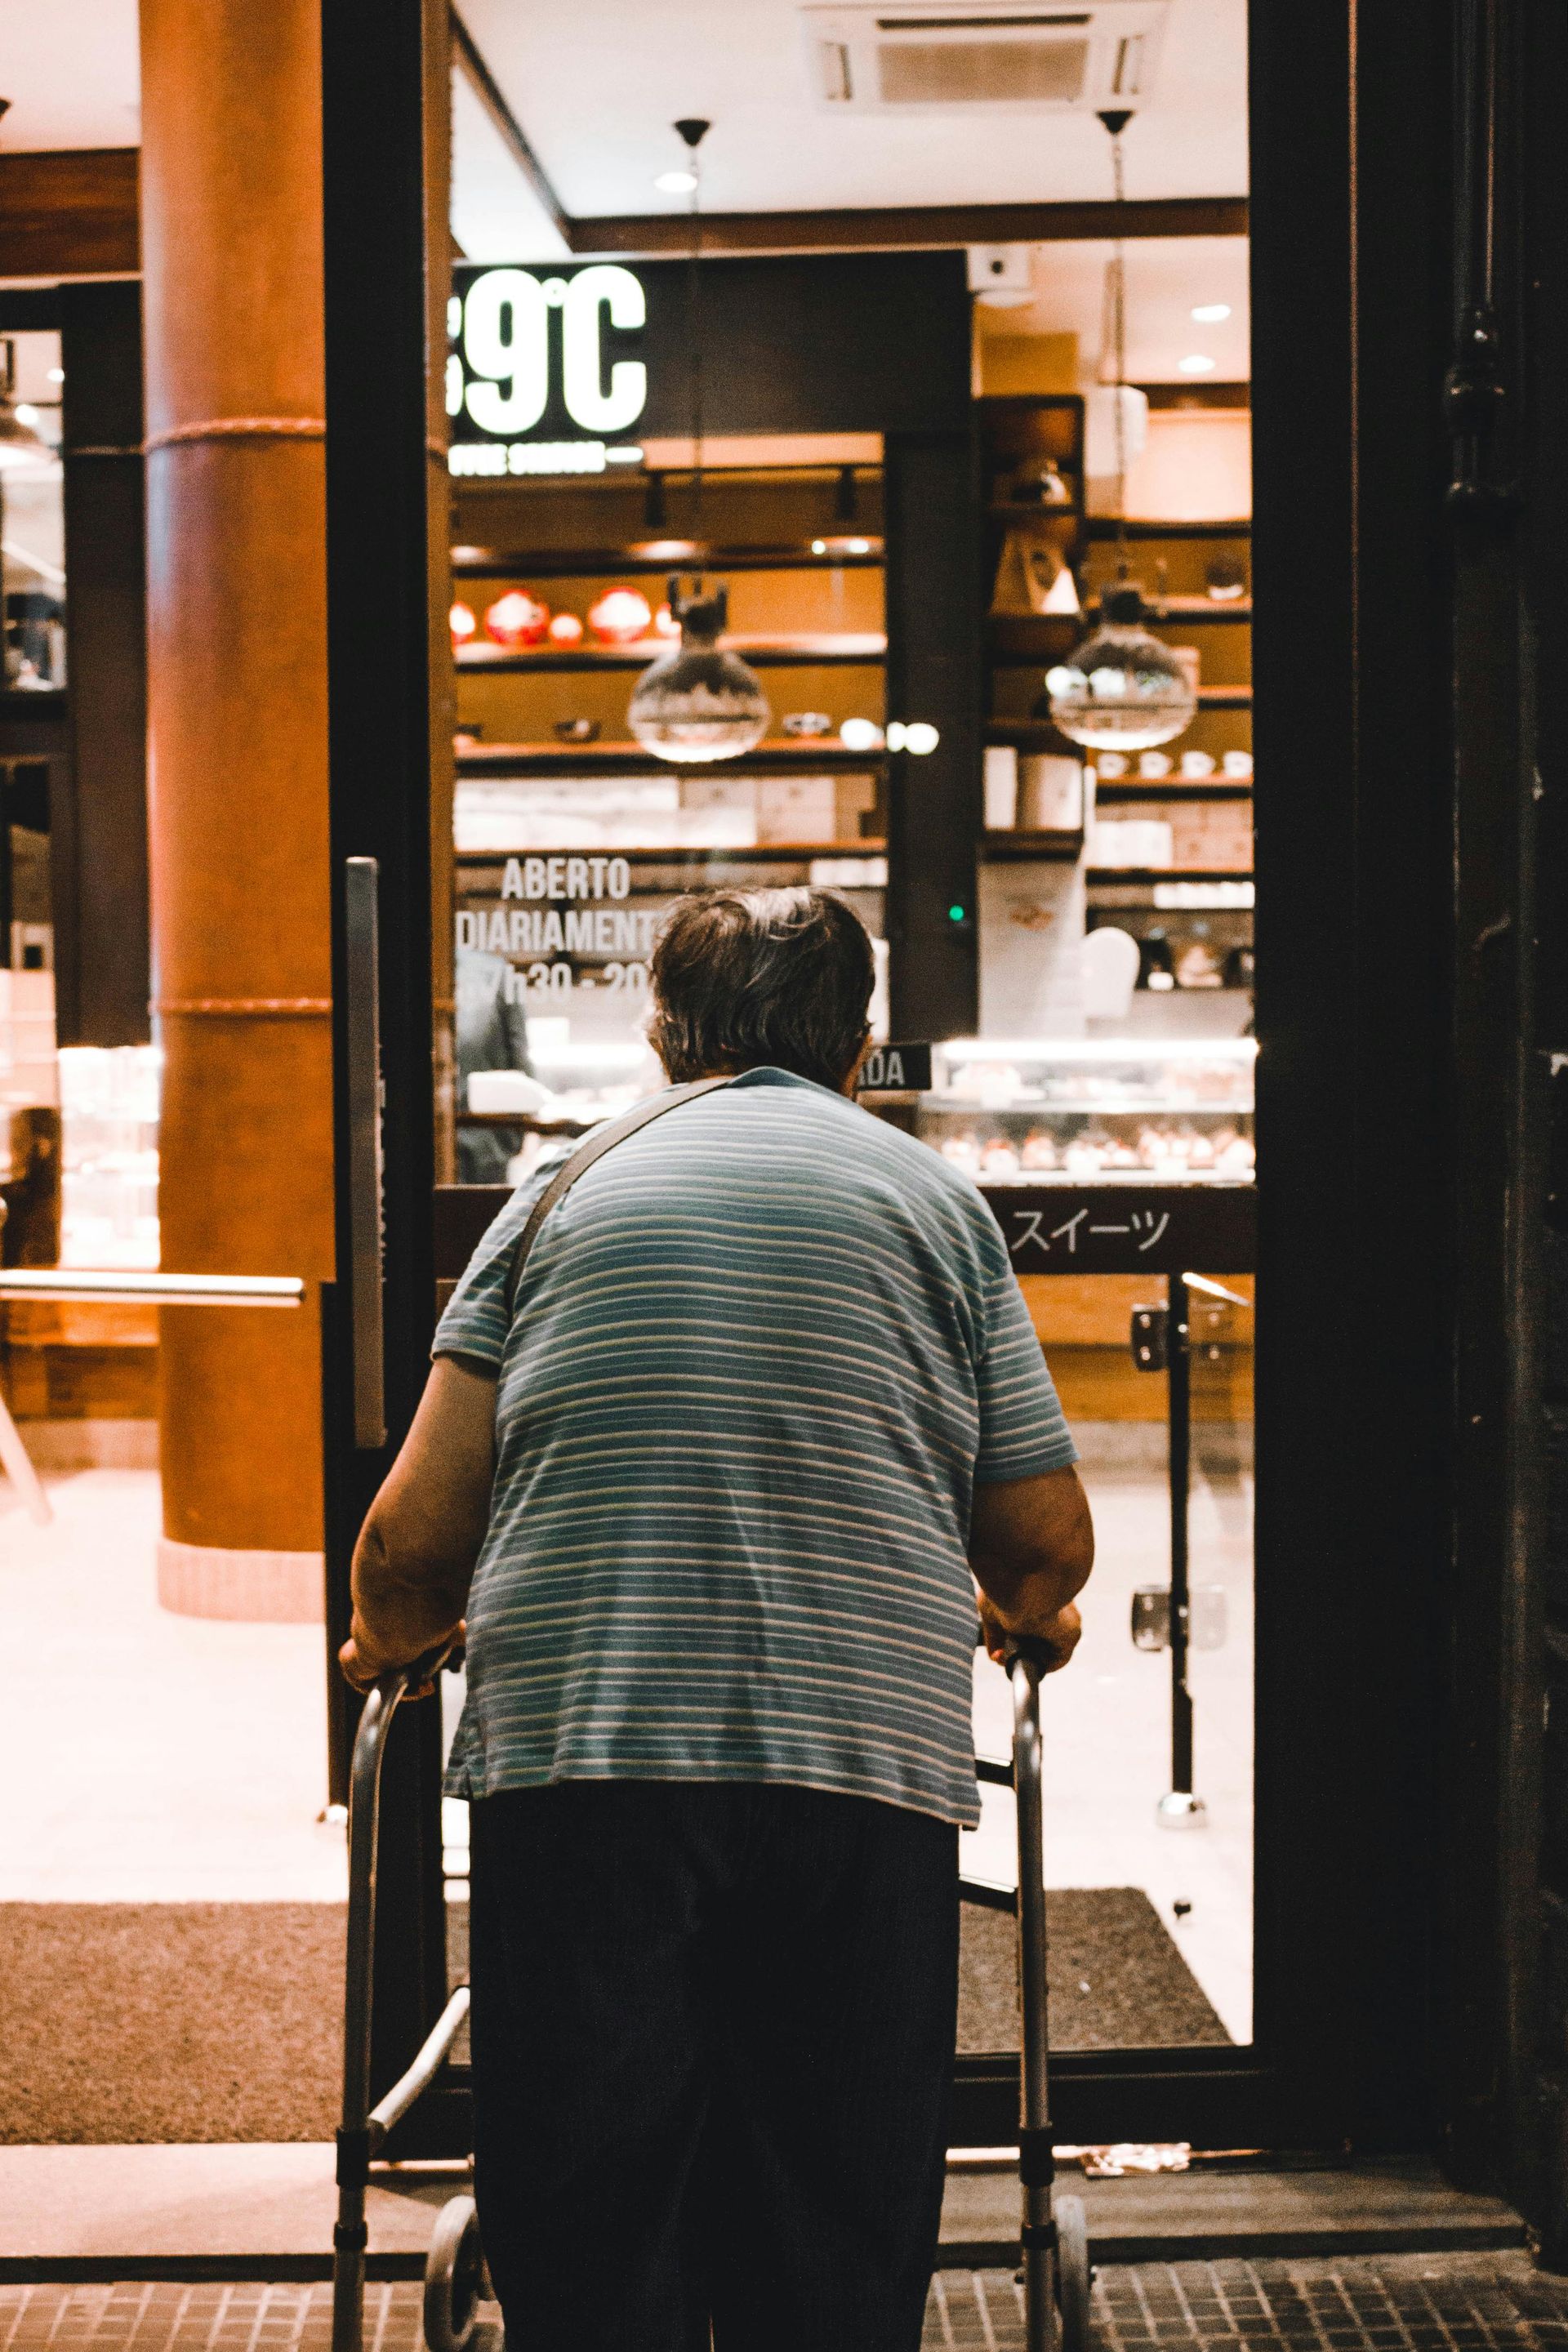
[446,1882,1231,2056]
[0,1904,344,2144]
[0,1881,1226,2144]
[957,1886,1232,2051]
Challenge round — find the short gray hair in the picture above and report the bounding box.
[648,888,875,1092]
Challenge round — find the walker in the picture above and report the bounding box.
[331,1645,1093,2352]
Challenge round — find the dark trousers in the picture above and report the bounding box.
[467,1779,960,2352]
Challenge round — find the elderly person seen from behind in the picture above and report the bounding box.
[341,886,1094,2352]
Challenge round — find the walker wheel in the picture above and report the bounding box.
[1055,2193,1093,2352]
[423,2194,487,2352]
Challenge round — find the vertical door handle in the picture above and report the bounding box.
[345,857,386,1450]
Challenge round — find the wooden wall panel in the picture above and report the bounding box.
[0,150,138,279]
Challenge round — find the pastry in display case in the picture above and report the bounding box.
[915,1036,1255,1185]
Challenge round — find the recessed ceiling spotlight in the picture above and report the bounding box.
[1191,303,1232,323]
[654,168,699,194]
[1178,354,1217,374]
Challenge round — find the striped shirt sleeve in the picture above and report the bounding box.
[433,1149,568,1369]
[973,1264,1078,1484]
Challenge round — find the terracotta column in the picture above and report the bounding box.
[140,0,336,1618]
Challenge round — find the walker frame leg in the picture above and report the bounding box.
[331,1675,404,2352]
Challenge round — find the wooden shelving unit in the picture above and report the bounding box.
[455,841,889,866]
[1084,516,1251,541]
[456,737,889,776]
[1086,866,1255,887]
[1094,777,1253,802]
[457,632,886,675]
[981,828,1084,862]
[453,540,885,578]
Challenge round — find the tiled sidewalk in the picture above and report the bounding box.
[2,2256,1567,2352]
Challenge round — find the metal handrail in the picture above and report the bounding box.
[0,1270,304,1306]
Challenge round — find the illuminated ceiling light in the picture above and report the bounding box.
[1046,109,1196,756]
[811,538,827,554]
[1178,353,1217,374]
[630,118,770,766]
[1191,303,1231,323]
[46,367,65,385]
[655,167,699,194]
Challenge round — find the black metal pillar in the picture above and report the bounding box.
[1165,1273,1194,1806]
[56,282,149,1047]
[321,0,451,2127]
[884,430,981,1042]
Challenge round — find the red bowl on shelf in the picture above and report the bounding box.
[588,586,653,645]
[484,590,550,648]
[449,600,478,647]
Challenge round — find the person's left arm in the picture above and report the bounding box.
[338,1354,497,1690]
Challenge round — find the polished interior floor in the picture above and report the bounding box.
[0,1420,1252,2042]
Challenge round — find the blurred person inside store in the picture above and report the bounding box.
[455,942,534,1183]
[341,885,1094,2352]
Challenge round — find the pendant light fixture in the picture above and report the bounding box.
[627,119,771,764]
[1041,113,1196,753]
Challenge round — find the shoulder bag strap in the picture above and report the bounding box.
[502,1075,736,1321]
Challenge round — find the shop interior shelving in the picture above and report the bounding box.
[455,738,889,777]
[454,843,887,868]
[452,538,884,577]
[980,828,1084,862]
[973,397,1255,1028]
[457,632,885,673]
[451,463,893,903]
[1084,516,1252,540]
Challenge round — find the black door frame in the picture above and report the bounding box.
[322,0,1497,2163]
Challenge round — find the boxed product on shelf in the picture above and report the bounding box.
[756,774,839,844]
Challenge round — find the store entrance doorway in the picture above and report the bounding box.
[323,0,1445,2171]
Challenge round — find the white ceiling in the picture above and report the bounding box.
[0,0,1245,213]
[0,0,140,147]
[978,234,1250,384]
[456,0,1247,216]
[0,0,1247,379]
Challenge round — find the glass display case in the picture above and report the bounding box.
[915,1036,1255,1185]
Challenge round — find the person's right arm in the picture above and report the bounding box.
[969,1464,1094,1671]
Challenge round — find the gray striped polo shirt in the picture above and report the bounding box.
[435,1066,1076,1827]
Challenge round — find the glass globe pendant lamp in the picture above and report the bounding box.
[1044,109,1196,755]
[627,577,770,764]
[1040,581,1196,751]
[626,118,769,764]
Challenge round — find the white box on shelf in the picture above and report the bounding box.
[1089,818,1174,869]
[1018,755,1084,831]
[983,744,1018,831]
[756,775,839,844]
[467,1069,550,1115]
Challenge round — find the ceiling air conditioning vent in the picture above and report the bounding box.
[802,0,1168,113]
